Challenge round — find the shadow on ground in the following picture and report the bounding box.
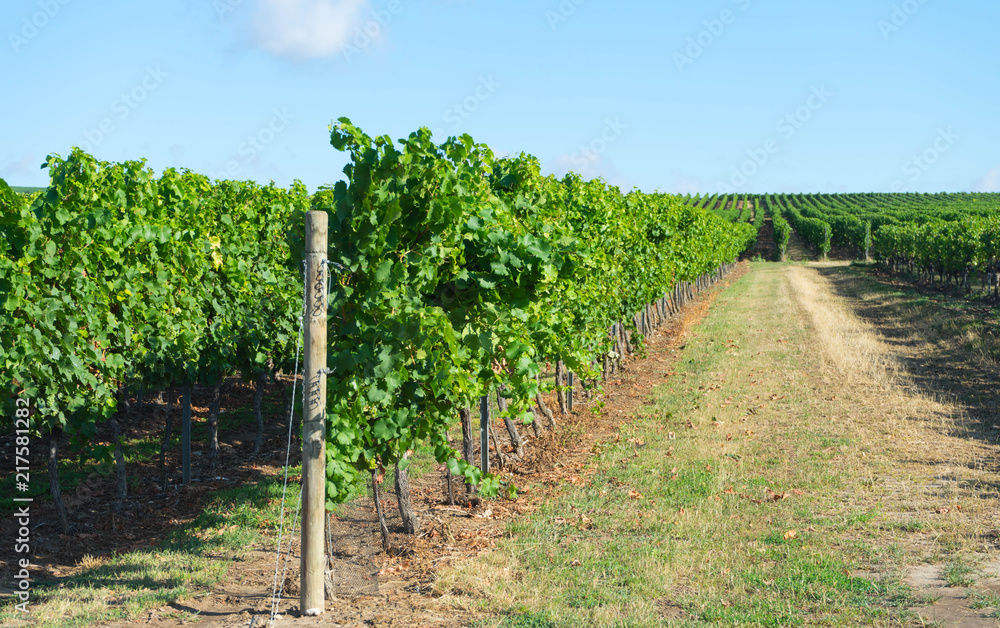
[815,263,1000,459]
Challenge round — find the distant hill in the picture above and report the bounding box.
[11,186,44,194]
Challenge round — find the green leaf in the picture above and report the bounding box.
[372,418,395,441]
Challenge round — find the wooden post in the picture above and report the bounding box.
[555,360,567,414]
[460,408,475,497]
[567,372,574,413]
[479,395,490,476]
[181,381,191,484]
[301,211,328,617]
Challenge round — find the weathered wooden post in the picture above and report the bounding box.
[567,372,574,413]
[479,395,490,476]
[301,211,328,616]
[181,382,191,484]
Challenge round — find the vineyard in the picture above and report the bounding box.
[683,192,1000,289]
[0,119,754,536]
[4,123,1000,626]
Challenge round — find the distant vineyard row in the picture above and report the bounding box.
[682,192,1000,288]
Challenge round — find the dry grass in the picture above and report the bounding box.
[787,263,902,386]
[790,265,1000,579]
[799,265,1000,556]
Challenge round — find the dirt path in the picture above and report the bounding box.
[784,229,816,262]
[743,218,776,261]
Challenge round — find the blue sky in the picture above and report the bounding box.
[2,0,998,194]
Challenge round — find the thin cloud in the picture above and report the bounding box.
[0,152,37,180]
[547,153,630,190]
[549,152,610,180]
[975,166,1000,192]
[253,0,369,59]
[668,175,704,196]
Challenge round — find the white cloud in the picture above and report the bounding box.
[974,166,1000,192]
[253,0,369,59]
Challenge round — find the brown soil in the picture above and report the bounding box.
[906,560,1000,628]
[784,228,816,262]
[0,379,301,580]
[48,264,750,628]
[743,218,775,261]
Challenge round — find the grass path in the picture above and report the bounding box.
[441,262,1000,627]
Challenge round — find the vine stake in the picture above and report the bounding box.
[302,211,328,616]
